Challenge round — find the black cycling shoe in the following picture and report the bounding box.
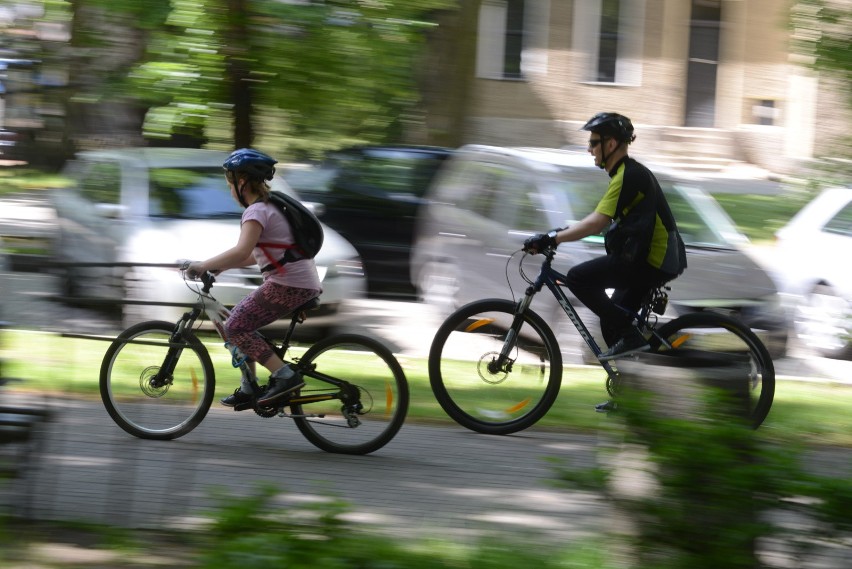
[256,368,304,406]
[595,400,617,413]
[598,329,650,362]
[221,388,254,407]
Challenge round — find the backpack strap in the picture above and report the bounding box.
[256,241,306,274]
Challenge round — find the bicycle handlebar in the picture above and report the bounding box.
[522,245,557,260]
[200,271,216,293]
[177,259,217,293]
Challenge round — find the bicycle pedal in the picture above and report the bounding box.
[233,401,254,412]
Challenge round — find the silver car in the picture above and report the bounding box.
[51,148,366,333]
[411,145,788,362]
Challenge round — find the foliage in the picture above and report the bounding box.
[555,387,852,568]
[129,0,455,157]
[5,1,455,166]
[789,0,852,105]
[196,485,618,569]
[789,0,852,164]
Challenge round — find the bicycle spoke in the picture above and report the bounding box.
[429,299,562,434]
[100,322,215,440]
[648,312,775,428]
[290,334,408,454]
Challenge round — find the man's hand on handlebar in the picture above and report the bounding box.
[523,228,561,255]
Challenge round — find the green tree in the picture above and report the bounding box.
[133,0,456,157]
[12,0,455,164]
[789,0,852,173]
[790,0,852,105]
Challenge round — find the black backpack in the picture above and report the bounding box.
[257,191,324,273]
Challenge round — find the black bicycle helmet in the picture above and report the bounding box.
[581,112,636,143]
[223,148,277,181]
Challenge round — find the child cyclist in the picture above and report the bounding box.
[187,148,322,408]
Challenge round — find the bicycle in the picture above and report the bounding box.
[428,246,775,434]
[99,263,409,455]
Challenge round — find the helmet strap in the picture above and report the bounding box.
[236,178,250,208]
[600,136,611,170]
[600,136,625,170]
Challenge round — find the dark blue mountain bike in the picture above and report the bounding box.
[428,246,775,434]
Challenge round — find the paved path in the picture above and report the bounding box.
[7,395,607,547]
[3,392,851,569]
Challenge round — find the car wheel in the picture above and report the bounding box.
[418,259,459,315]
[795,284,852,360]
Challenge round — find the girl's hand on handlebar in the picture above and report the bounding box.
[185,261,205,280]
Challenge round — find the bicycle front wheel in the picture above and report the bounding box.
[291,334,409,455]
[648,311,775,428]
[428,299,563,435]
[100,321,216,440]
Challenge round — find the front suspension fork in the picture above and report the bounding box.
[489,291,536,374]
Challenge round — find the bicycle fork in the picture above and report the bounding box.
[148,318,195,391]
[489,292,537,374]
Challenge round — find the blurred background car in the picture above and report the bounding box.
[282,145,452,298]
[411,145,789,363]
[772,186,851,360]
[0,129,17,153]
[51,148,366,336]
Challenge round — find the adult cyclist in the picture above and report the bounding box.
[525,112,687,367]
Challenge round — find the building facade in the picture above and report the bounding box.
[426,0,848,175]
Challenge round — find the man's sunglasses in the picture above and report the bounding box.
[588,138,603,148]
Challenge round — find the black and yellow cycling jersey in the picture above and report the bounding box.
[595,156,685,275]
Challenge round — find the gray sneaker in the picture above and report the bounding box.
[256,366,305,406]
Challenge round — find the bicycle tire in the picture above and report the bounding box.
[100,320,216,440]
[428,299,563,435]
[647,311,775,428]
[291,334,409,455]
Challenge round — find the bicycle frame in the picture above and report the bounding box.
[498,250,621,378]
[158,272,356,416]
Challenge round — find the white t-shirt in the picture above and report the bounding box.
[242,201,322,291]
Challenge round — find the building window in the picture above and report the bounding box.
[503,0,525,78]
[477,0,549,80]
[573,0,645,85]
[597,0,620,82]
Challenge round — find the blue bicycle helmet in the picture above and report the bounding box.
[581,112,636,143]
[223,148,277,181]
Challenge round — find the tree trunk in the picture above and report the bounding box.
[225,0,253,149]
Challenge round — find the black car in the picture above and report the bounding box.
[0,129,18,154]
[283,145,452,297]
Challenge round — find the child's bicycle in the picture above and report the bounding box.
[99,262,409,455]
[428,246,775,434]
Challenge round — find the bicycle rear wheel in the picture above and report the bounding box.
[648,311,775,428]
[100,321,215,440]
[428,299,563,435]
[291,334,408,455]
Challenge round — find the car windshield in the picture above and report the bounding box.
[149,167,242,219]
[543,175,746,249]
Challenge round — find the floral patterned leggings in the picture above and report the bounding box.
[224,281,320,364]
